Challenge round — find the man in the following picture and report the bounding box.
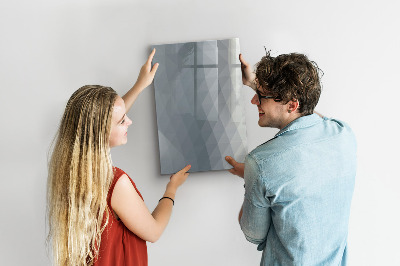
[226,52,356,265]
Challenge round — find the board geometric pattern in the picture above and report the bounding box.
[152,38,248,174]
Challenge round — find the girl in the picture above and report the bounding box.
[47,49,191,266]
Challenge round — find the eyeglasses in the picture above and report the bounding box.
[255,90,281,105]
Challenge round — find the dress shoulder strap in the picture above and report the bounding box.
[107,167,144,208]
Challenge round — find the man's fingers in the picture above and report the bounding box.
[225,156,237,167]
[239,54,248,67]
[147,48,156,64]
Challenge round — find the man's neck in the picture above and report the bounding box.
[278,113,303,130]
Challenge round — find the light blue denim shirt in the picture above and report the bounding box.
[240,114,357,266]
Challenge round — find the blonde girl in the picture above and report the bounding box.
[47,49,191,266]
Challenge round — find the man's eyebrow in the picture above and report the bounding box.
[117,114,126,124]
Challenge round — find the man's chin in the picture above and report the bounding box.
[258,119,274,128]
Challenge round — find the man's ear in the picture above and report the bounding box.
[288,100,299,113]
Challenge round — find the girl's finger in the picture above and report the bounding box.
[147,48,156,64]
[151,63,159,74]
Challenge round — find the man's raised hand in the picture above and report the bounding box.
[239,54,257,90]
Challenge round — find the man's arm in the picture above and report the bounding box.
[314,111,324,118]
[239,54,257,91]
[239,155,272,245]
[238,204,243,223]
[224,156,245,223]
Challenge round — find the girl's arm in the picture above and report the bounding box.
[111,165,191,243]
[122,49,159,113]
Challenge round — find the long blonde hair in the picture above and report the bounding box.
[47,85,118,265]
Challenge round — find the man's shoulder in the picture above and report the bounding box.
[247,138,288,166]
[322,116,353,130]
[248,116,356,165]
[320,116,356,145]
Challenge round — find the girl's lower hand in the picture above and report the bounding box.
[167,165,191,191]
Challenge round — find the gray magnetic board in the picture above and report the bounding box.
[152,38,248,174]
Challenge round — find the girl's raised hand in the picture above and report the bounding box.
[135,48,159,90]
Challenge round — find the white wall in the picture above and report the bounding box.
[1,0,399,265]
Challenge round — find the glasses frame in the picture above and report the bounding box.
[255,89,281,105]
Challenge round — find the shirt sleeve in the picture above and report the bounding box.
[239,154,271,247]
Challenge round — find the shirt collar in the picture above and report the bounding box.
[275,114,322,138]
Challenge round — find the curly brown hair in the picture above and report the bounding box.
[255,51,322,115]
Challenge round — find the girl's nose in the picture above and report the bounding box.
[126,116,133,126]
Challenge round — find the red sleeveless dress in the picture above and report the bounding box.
[94,167,148,266]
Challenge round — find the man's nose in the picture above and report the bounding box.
[251,94,259,105]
